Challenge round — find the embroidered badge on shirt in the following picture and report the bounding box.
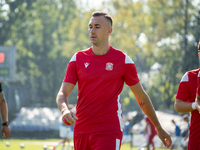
[84,62,89,68]
[105,62,113,71]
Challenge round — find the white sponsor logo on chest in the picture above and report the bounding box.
[84,62,90,68]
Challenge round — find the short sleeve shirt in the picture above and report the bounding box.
[176,69,200,143]
[63,46,140,133]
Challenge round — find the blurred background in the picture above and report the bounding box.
[0,0,199,141]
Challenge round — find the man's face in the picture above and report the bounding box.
[88,16,112,46]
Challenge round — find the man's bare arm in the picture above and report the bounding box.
[129,82,172,148]
[174,99,195,113]
[0,91,11,139]
[0,92,8,123]
[56,82,77,125]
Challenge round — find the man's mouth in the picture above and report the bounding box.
[90,35,97,39]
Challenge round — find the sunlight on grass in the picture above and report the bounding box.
[0,139,173,150]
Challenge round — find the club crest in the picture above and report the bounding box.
[105,62,113,71]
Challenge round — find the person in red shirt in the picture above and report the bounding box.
[0,81,11,139]
[144,115,157,150]
[56,11,171,150]
[175,40,200,150]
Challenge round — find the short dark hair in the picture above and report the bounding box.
[92,11,113,27]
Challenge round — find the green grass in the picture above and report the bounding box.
[0,139,58,150]
[0,139,172,150]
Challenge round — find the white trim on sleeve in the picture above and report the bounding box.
[180,73,189,82]
[69,53,77,62]
[125,54,134,64]
[198,71,200,77]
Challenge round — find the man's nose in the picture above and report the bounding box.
[90,28,95,33]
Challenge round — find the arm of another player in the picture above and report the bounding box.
[0,91,11,139]
[129,82,172,148]
[195,86,200,112]
[56,82,78,126]
[174,99,196,113]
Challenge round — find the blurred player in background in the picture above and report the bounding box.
[174,40,200,150]
[122,118,137,150]
[142,115,157,150]
[53,104,75,150]
[170,119,181,150]
[181,114,190,150]
[56,11,171,150]
[138,115,157,150]
[144,115,157,150]
[0,81,11,139]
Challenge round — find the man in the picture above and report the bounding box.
[56,11,171,150]
[174,40,200,150]
[122,118,134,149]
[170,119,181,150]
[0,81,11,139]
[144,115,157,150]
[138,115,157,150]
[180,114,190,150]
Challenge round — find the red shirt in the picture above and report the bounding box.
[63,46,140,133]
[176,69,200,143]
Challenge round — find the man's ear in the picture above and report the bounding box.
[107,27,112,35]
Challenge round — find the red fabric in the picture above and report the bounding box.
[63,46,140,133]
[175,69,199,102]
[74,130,122,150]
[145,117,157,135]
[176,69,200,143]
[188,140,200,150]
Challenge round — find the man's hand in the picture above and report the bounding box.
[62,109,78,126]
[156,126,172,148]
[1,126,11,139]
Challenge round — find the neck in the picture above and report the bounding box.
[92,44,110,55]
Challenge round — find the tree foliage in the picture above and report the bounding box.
[1,0,200,116]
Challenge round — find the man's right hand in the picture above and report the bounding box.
[1,126,11,139]
[62,109,78,126]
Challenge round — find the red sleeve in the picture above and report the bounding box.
[124,63,140,86]
[63,61,77,85]
[176,81,190,101]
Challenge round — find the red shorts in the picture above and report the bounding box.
[188,141,200,150]
[74,130,123,150]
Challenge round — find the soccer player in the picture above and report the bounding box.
[174,40,200,150]
[0,81,11,139]
[122,118,134,149]
[144,115,157,150]
[170,119,182,150]
[56,11,171,150]
[180,114,190,150]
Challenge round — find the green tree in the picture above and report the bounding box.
[2,0,80,107]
